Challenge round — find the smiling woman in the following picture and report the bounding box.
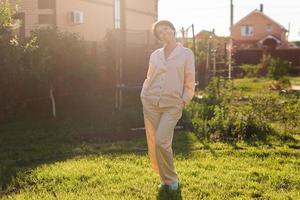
[140,20,195,191]
[152,20,175,41]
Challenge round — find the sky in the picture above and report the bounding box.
[158,0,300,41]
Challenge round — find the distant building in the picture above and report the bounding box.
[6,0,158,41]
[231,4,300,69]
[231,5,296,50]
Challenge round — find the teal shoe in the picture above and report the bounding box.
[169,181,179,191]
[158,183,167,190]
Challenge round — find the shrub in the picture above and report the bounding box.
[240,64,262,78]
[226,105,272,141]
[182,77,232,140]
[182,78,300,142]
[0,1,38,120]
[0,0,18,36]
[182,101,209,138]
[205,104,273,141]
[250,94,300,134]
[183,99,274,142]
[202,77,233,118]
[0,28,113,120]
[267,58,291,80]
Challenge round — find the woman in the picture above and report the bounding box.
[140,20,195,190]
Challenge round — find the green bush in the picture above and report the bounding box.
[202,77,233,118]
[241,64,262,78]
[183,99,274,142]
[225,105,272,141]
[182,101,209,138]
[183,77,300,142]
[267,58,291,80]
[203,104,272,141]
[0,1,38,120]
[0,27,117,121]
[0,1,18,36]
[249,94,300,132]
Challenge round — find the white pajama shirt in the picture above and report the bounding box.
[141,43,195,184]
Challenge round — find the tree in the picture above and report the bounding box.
[0,0,19,37]
[28,28,96,118]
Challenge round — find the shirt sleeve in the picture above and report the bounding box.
[146,53,155,79]
[182,49,195,105]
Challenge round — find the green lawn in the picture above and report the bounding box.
[290,76,300,85]
[1,77,300,200]
[0,124,299,200]
[233,78,273,97]
[233,76,300,97]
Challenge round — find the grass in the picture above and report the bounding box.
[1,77,300,199]
[0,122,299,200]
[233,76,300,97]
[290,76,300,85]
[233,77,273,97]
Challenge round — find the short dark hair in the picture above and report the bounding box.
[152,20,176,40]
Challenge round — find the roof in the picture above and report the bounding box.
[232,9,287,32]
[257,34,282,44]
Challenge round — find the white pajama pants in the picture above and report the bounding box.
[142,100,183,185]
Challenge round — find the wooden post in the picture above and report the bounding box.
[206,36,212,85]
[191,24,198,86]
[182,27,185,38]
[213,49,216,77]
[118,0,124,110]
[49,85,56,118]
[115,30,120,110]
[229,0,234,79]
[114,0,126,111]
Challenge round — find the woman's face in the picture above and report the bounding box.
[155,25,175,43]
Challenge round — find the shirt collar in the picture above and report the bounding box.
[158,42,184,62]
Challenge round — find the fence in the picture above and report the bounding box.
[98,29,160,110]
[122,30,159,85]
[233,49,300,67]
[0,29,160,121]
[0,27,200,120]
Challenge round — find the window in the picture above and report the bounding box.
[266,24,272,33]
[241,25,253,37]
[38,14,55,24]
[38,0,55,9]
[114,0,121,29]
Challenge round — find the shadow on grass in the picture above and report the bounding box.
[240,129,299,149]
[157,185,182,200]
[0,118,86,194]
[172,131,197,155]
[192,127,299,156]
[0,116,195,195]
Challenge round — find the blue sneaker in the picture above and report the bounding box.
[158,182,167,189]
[169,181,179,191]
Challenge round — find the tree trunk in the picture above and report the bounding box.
[49,85,56,118]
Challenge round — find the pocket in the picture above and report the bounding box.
[180,99,185,108]
[171,105,183,120]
